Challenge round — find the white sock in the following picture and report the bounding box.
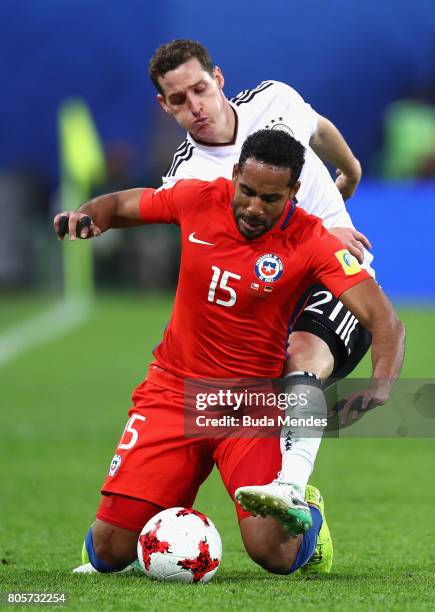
[278,372,327,495]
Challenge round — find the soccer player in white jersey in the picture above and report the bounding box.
[147,39,375,544]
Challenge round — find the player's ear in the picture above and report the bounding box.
[232,163,239,184]
[157,94,171,115]
[289,180,300,199]
[214,66,224,90]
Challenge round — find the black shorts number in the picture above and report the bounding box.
[292,284,372,378]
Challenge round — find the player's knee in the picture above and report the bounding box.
[87,521,137,572]
[240,517,298,575]
[245,542,295,575]
[242,532,296,575]
[286,331,334,379]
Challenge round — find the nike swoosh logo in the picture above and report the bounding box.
[188,232,214,246]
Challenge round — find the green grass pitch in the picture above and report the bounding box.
[1,294,434,610]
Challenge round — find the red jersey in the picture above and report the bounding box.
[139,178,370,380]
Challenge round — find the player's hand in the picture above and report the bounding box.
[329,383,391,428]
[329,227,372,264]
[53,212,102,241]
[335,160,362,200]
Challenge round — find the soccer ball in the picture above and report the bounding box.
[137,507,222,583]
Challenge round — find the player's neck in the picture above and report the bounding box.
[193,102,237,147]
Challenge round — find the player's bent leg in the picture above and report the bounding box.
[235,372,327,529]
[77,378,214,574]
[83,494,165,572]
[223,437,310,536]
[239,502,325,575]
[219,436,328,574]
[285,331,334,379]
[277,371,327,492]
[239,515,302,574]
[87,519,139,572]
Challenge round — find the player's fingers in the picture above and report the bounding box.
[67,213,82,240]
[328,398,345,419]
[350,395,365,420]
[340,393,365,426]
[57,214,99,240]
[91,224,102,238]
[364,396,378,411]
[54,213,70,240]
[339,402,351,426]
[81,224,101,239]
[352,230,372,250]
[77,215,92,239]
[82,218,103,239]
[351,393,380,420]
[347,240,364,264]
[68,213,93,240]
[339,397,356,426]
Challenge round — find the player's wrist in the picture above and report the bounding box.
[368,378,394,404]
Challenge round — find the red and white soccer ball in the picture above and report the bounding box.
[137,507,222,584]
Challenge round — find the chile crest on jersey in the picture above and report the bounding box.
[254,253,284,283]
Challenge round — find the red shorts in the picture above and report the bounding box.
[99,373,282,531]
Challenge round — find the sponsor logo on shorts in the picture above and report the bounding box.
[254,253,284,283]
[108,454,122,476]
[334,249,361,276]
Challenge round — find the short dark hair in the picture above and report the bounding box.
[238,129,305,186]
[149,39,214,96]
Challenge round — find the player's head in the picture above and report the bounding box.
[232,129,305,240]
[149,39,227,142]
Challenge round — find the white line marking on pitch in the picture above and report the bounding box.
[0,297,91,368]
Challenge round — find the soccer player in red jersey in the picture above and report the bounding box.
[149,42,375,529]
[54,130,404,576]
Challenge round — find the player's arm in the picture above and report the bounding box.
[340,278,405,384]
[53,188,146,240]
[337,278,405,423]
[309,115,362,201]
[53,181,187,240]
[310,224,404,420]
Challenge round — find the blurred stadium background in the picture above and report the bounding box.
[1,0,435,298]
[1,1,434,607]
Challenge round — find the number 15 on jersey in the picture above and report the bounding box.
[208,266,241,308]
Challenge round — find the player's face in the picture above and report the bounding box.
[157,58,227,142]
[232,159,300,240]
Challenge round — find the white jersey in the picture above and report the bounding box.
[163,80,373,269]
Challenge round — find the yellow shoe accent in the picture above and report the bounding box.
[81,539,89,564]
[301,485,333,574]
